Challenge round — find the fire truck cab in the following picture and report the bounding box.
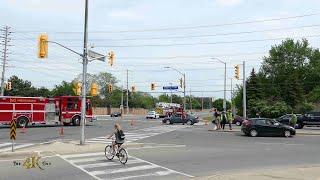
[0,96,94,128]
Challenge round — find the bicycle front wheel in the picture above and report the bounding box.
[105,145,114,160]
[118,148,128,164]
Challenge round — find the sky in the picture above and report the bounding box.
[1,0,320,101]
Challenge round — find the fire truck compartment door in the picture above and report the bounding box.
[45,103,56,121]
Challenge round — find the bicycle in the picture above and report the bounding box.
[105,137,128,164]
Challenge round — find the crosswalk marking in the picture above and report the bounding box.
[61,152,192,180]
[0,142,34,152]
[86,125,187,144]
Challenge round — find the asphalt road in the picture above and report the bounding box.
[1,116,320,180]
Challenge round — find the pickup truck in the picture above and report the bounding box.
[275,112,320,129]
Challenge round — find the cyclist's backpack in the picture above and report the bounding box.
[117,130,125,140]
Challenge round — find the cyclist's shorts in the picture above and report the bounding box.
[115,141,124,145]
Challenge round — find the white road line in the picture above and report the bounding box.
[133,156,194,178]
[78,160,142,169]
[0,143,11,147]
[62,152,104,159]
[90,164,159,176]
[58,154,102,180]
[112,170,175,180]
[69,157,104,163]
[0,143,34,152]
[128,145,186,150]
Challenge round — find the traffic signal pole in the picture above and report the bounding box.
[243,61,246,120]
[80,0,89,145]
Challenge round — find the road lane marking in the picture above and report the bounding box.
[91,164,159,176]
[78,160,142,169]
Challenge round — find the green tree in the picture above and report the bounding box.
[5,75,38,97]
[51,81,74,96]
[212,98,231,111]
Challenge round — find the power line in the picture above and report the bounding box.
[14,12,320,34]
[69,34,320,48]
[16,24,320,42]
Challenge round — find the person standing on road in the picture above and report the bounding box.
[214,109,221,130]
[290,113,297,128]
[182,111,187,125]
[220,111,227,130]
[227,110,233,130]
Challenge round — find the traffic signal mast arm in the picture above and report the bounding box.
[46,40,83,57]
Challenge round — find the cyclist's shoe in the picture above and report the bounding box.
[116,153,119,157]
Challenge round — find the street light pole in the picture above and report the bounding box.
[164,67,186,111]
[80,0,89,145]
[212,58,227,112]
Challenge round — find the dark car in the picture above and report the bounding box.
[162,114,199,125]
[110,112,121,117]
[233,115,244,126]
[241,118,296,137]
[298,112,320,129]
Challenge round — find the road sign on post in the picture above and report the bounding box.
[10,118,17,152]
[163,86,179,90]
[88,50,106,62]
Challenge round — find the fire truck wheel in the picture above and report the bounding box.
[72,116,81,126]
[17,117,29,128]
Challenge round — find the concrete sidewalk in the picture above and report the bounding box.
[191,165,320,180]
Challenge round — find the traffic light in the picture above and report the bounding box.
[131,86,136,92]
[73,82,82,95]
[108,50,114,66]
[37,34,48,58]
[234,65,240,79]
[151,83,155,90]
[91,83,98,96]
[108,84,113,93]
[179,78,183,88]
[6,81,11,91]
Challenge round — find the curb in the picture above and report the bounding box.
[207,129,320,135]
[0,151,55,159]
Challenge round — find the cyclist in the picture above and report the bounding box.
[107,123,125,155]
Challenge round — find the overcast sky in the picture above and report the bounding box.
[1,0,320,100]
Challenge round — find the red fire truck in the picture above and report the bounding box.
[0,96,95,128]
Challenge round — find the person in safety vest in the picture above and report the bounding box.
[227,110,233,130]
[290,113,297,128]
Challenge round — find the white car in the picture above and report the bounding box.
[146,111,160,119]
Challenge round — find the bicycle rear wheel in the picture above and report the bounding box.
[118,148,128,164]
[105,145,114,160]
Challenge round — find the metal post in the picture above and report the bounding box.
[1,26,9,96]
[121,85,123,115]
[190,88,192,112]
[80,0,89,145]
[170,83,172,103]
[126,69,129,115]
[201,92,204,110]
[223,62,227,112]
[12,139,14,152]
[243,61,246,120]
[230,78,233,114]
[183,73,186,111]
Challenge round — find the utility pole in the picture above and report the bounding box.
[169,82,172,103]
[243,61,246,120]
[121,85,124,115]
[229,78,233,114]
[1,26,11,96]
[224,62,227,112]
[190,88,192,112]
[126,69,129,115]
[201,92,204,110]
[183,73,186,111]
[80,0,89,145]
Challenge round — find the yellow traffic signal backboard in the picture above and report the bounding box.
[91,83,98,96]
[234,65,240,79]
[37,34,48,58]
[151,83,155,90]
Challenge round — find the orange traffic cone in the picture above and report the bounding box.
[60,127,64,135]
[131,120,134,126]
[20,125,25,133]
[205,120,208,125]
